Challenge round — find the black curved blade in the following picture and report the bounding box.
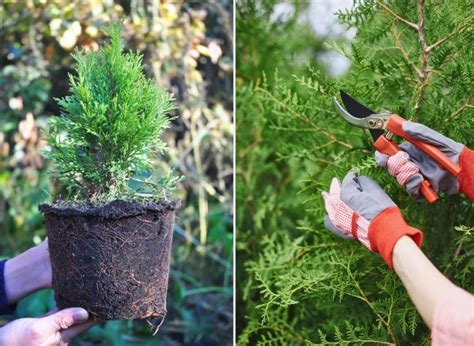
[340,90,384,141]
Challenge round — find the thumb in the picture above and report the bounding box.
[38,308,89,333]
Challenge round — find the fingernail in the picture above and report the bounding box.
[72,308,89,322]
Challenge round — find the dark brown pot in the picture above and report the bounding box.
[39,199,180,320]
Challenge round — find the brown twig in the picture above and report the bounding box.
[239,128,262,159]
[413,0,429,121]
[256,87,353,149]
[344,252,397,345]
[445,242,464,279]
[383,0,468,121]
[426,17,473,53]
[446,95,474,121]
[390,23,422,78]
[378,0,429,120]
[374,0,418,31]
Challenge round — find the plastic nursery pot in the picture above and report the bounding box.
[39,199,181,320]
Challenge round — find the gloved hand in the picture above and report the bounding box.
[375,121,474,200]
[322,172,423,269]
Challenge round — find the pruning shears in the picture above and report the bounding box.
[333,90,461,204]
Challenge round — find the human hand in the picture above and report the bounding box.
[5,239,52,305]
[375,121,474,200]
[0,307,94,346]
[322,172,423,268]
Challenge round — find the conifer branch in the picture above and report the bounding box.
[247,323,308,343]
[445,241,464,280]
[290,243,339,263]
[256,87,354,149]
[239,129,262,159]
[426,17,473,53]
[343,252,396,344]
[443,226,473,279]
[390,23,422,78]
[446,95,474,121]
[374,0,418,31]
[315,336,394,345]
[349,275,396,344]
[377,0,431,120]
[413,0,429,120]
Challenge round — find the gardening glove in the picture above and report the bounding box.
[322,172,423,269]
[375,121,474,200]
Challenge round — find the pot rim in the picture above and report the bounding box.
[39,199,181,219]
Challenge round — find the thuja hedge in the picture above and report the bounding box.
[237,0,473,344]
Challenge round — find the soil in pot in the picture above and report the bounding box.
[39,199,181,321]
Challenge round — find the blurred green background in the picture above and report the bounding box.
[0,0,233,345]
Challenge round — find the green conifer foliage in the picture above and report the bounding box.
[237,1,473,344]
[44,24,178,203]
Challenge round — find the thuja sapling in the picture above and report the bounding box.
[39,24,181,323]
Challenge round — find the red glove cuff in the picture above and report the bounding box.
[459,147,474,200]
[368,206,423,269]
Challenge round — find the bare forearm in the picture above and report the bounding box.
[4,242,51,304]
[392,236,456,328]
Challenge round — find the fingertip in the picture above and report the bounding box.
[329,177,341,195]
[40,307,90,333]
[345,170,357,180]
[71,308,89,323]
[341,171,357,188]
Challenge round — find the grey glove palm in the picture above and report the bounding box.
[323,172,395,239]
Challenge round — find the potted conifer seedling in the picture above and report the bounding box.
[39,24,181,322]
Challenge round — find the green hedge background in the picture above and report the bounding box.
[236,0,473,344]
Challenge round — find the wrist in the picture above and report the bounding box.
[392,235,418,273]
[5,244,51,304]
[30,243,52,290]
[368,206,423,269]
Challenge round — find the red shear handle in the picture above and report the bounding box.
[386,114,461,176]
[375,136,439,204]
